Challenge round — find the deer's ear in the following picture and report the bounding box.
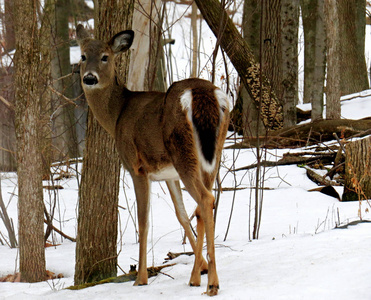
[76,24,90,45]
[108,30,134,54]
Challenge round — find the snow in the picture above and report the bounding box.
[1,3,371,300]
[1,92,371,299]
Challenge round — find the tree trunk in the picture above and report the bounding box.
[300,0,326,120]
[342,136,371,201]
[338,0,369,95]
[191,1,198,78]
[324,0,341,119]
[234,0,265,136]
[4,0,16,52]
[74,0,134,285]
[14,0,46,282]
[128,0,163,91]
[50,0,79,162]
[281,0,298,127]
[195,0,283,131]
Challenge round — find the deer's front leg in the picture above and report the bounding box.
[132,174,151,286]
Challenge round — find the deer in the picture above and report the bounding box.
[76,24,229,296]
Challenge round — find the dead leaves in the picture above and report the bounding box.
[0,270,64,283]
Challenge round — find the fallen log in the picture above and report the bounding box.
[228,118,371,149]
[234,152,336,172]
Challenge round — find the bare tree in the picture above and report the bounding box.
[4,0,15,52]
[50,0,79,162]
[281,0,299,127]
[338,0,369,95]
[325,0,341,119]
[13,0,46,282]
[128,0,164,91]
[300,0,326,120]
[74,0,135,284]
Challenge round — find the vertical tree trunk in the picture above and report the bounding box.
[128,0,163,91]
[191,1,198,78]
[236,0,265,136]
[325,0,341,119]
[342,136,371,202]
[262,0,282,99]
[50,0,79,161]
[300,0,326,121]
[338,0,369,95]
[14,0,46,282]
[74,0,134,285]
[4,0,16,52]
[281,0,298,127]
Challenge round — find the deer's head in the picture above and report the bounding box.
[76,24,134,90]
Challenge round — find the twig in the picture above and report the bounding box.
[0,96,13,109]
[43,219,76,242]
[333,133,346,154]
[48,86,81,107]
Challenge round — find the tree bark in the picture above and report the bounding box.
[13,0,46,282]
[191,1,198,78]
[281,0,298,127]
[338,0,369,95]
[50,0,79,162]
[74,0,134,285]
[4,0,16,52]
[127,0,164,91]
[325,0,341,119]
[342,136,371,201]
[300,0,326,120]
[233,0,265,136]
[195,0,283,131]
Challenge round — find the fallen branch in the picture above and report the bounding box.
[164,251,194,261]
[66,264,175,290]
[0,95,13,110]
[304,166,340,186]
[234,153,335,172]
[43,219,76,242]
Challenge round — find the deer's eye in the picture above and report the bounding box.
[81,55,86,62]
[101,55,109,62]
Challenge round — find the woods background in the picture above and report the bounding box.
[0,0,370,284]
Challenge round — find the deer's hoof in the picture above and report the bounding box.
[207,284,219,296]
[133,279,148,286]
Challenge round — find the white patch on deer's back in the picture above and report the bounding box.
[180,89,193,122]
[214,88,230,114]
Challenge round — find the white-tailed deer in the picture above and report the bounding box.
[76,24,229,296]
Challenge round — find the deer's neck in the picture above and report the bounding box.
[84,82,125,137]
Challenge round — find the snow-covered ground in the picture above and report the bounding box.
[1,92,371,299]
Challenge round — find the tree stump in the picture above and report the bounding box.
[342,136,371,201]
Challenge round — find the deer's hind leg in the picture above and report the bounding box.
[170,163,219,295]
[166,180,208,282]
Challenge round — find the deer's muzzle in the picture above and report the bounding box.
[83,73,99,86]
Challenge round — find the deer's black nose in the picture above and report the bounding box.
[83,73,98,86]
